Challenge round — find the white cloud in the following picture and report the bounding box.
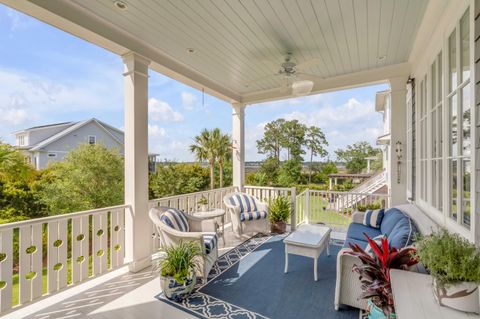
[6,8,35,32]
[148,124,166,138]
[148,98,183,122]
[181,91,197,110]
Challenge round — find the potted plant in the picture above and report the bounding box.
[269,196,291,234]
[414,229,480,313]
[154,241,202,302]
[198,196,208,211]
[347,235,418,319]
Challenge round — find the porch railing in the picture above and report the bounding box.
[0,204,129,313]
[296,190,390,231]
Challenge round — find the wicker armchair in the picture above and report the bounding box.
[223,192,269,238]
[149,206,219,279]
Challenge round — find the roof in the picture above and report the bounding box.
[13,121,74,134]
[21,118,123,151]
[376,133,391,145]
[328,173,373,179]
[375,90,391,112]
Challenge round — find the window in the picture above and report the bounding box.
[48,153,57,157]
[410,7,472,231]
[448,10,471,228]
[88,135,96,145]
[17,135,25,146]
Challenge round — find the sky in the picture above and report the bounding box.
[0,4,388,162]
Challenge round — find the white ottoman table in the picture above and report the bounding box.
[283,224,331,281]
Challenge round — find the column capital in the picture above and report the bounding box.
[232,102,246,112]
[388,76,409,92]
[122,52,150,78]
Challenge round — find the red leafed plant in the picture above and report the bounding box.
[347,234,418,317]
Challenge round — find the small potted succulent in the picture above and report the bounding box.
[414,229,480,313]
[347,235,418,319]
[269,196,291,234]
[154,241,202,302]
[198,196,209,211]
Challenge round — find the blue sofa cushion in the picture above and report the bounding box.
[346,223,381,242]
[387,217,418,249]
[343,237,369,250]
[380,208,407,235]
[363,209,385,229]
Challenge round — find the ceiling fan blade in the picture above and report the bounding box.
[278,78,291,94]
[296,58,322,70]
[243,73,281,87]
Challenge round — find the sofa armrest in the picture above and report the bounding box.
[351,211,365,224]
[335,248,367,311]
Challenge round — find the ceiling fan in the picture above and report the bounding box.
[245,54,323,96]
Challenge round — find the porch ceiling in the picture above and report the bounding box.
[4,0,428,104]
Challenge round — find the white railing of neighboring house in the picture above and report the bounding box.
[148,186,238,252]
[334,170,387,210]
[296,190,390,231]
[244,185,297,230]
[0,204,130,314]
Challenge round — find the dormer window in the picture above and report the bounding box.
[17,135,25,146]
[88,135,96,145]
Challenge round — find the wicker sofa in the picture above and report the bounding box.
[334,203,438,311]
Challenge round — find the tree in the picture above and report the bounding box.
[335,141,381,173]
[305,126,328,182]
[256,119,285,161]
[259,156,281,185]
[0,142,44,223]
[37,143,124,214]
[282,120,307,161]
[277,159,303,186]
[212,129,231,188]
[315,161,338,184]
[190,129,217,189]
[149,162,209,198]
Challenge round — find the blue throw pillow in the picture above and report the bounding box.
[363,208,385,229]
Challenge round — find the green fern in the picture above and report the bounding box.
[153,241,202,284]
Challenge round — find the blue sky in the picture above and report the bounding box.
[0,4,387,162]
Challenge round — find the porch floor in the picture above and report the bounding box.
[9,226,347,319]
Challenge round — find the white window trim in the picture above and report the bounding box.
[88,135,97,145]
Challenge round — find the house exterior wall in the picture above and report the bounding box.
[408,0,477,243]
[25,121,124,169]
[23,124,73,146]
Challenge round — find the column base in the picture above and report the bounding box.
[127,256,152,273]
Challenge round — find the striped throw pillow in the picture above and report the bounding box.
[228,193,258,213]
[160,208,189,232]
[363,208,385,229]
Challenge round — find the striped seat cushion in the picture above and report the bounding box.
[160,208,189,232]
[240,210,268,222]
[203,232,218,255]
[228,193,258,213]
[363,208,385,229]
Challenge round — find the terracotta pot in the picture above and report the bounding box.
[160,273,196,302]
[271,221,286,234]
[433,278,480,314]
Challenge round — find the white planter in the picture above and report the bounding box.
[160,274,196,302]
[433,278,480,314]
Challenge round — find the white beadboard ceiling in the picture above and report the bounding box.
[10,0,429,103]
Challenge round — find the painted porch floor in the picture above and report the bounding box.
[8,227,347,319]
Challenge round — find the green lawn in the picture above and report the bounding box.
[296,196,352,230]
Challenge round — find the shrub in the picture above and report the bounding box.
[154,241,202,284]
[268,196,291,223]
[414,229,480,286]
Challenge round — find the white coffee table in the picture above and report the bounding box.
[283,224,331,281]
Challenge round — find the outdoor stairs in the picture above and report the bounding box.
[335,170,387,211]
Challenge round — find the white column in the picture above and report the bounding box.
[389,77,408,206]
[122,52,151,272]
[232,103,245,191]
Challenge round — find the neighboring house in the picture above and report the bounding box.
[375,90,391,178]
[13,118,124,170]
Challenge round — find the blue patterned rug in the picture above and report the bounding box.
[156,234,359,319]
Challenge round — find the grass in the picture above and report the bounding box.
[296,196,352,230]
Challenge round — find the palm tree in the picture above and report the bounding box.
[212,129,231,188]
[190,129,216,189]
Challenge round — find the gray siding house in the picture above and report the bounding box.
[13,118,124,169]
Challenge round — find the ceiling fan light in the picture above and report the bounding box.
[291,80,314,96]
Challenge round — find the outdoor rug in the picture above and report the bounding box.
[156,234,359,319]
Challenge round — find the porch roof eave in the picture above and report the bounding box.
[2,0,416,106]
